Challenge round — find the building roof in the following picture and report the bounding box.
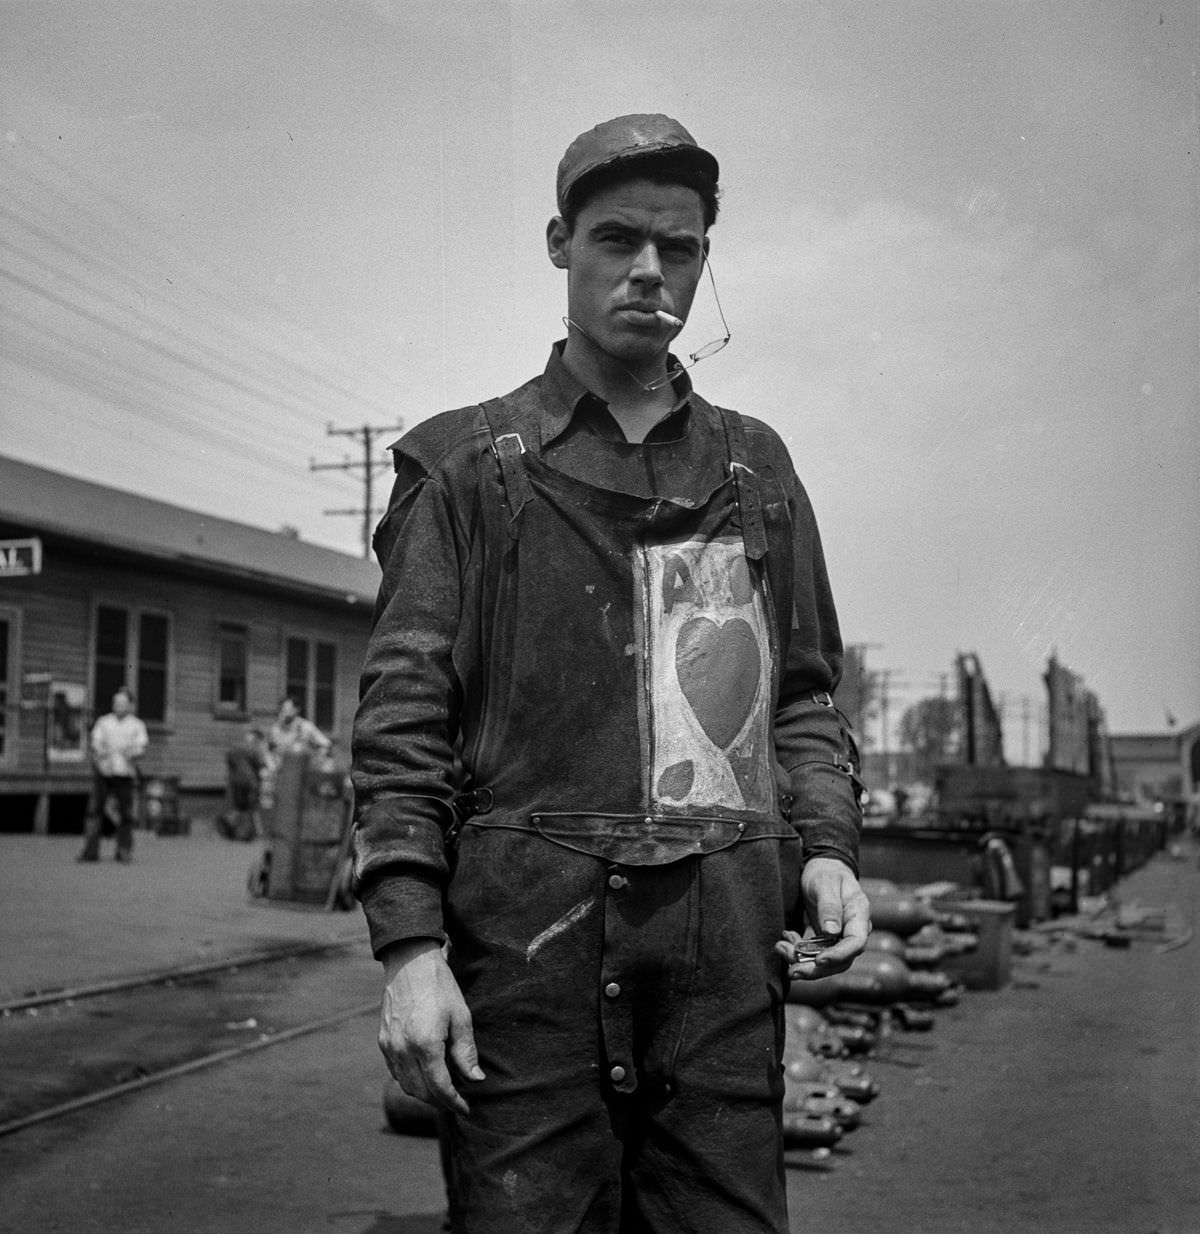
[0,454,381,607]
[1109,733,1181,761]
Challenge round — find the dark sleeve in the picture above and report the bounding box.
[350,450,468,957]
[772,465,863,876]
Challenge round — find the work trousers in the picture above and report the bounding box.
[442,825,801,1233]
[80,774,137,859]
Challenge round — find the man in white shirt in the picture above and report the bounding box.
[78,686,149,863]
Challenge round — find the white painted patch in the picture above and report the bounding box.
[641,537,774,812]
[525,896,596,961]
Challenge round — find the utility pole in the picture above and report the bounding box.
[310,421,403,559]
[874,668,909,785]
[843,641,884,742]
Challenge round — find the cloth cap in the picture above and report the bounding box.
[556,114,719,215]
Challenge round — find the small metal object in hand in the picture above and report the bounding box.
[790,933,841,960]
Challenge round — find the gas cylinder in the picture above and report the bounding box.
[907,922,979,956]
[785,1005,847,1058]
[781,1112,843,1148]
[786,1004,875,1054]
[783,1047,880,1103]
[862,893,943,938]
[782,1084,862,1130]
[849,951,957,1002]
[865,928,947,969]
[786,969,885,1007]
[830,1022,876,1054]
[822,1005,880,1032]
[891,1002,937,1031]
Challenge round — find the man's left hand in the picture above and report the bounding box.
[778,856,871,979]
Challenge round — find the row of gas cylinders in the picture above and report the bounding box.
[382,881,980,1153]
[780,880,978,1153]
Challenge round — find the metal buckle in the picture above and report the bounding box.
[492,432,526,455]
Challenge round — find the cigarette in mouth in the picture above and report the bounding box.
[654,310,683,328]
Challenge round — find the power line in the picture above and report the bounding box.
[0,207,393,424]
[1,135,400,399]
[1,305,308,466]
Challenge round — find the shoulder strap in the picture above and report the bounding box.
[716,407,767,561]
[480,398,534,541]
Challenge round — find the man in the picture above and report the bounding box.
[352,114,870,1233]
[262,696,333,810]
[220,725,267,841]
[268,696,331,760]
[78,686,148,863]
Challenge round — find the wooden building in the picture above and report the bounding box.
[0,455,380,830]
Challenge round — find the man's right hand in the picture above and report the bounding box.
[377,938,484,1116]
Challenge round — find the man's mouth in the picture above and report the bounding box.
[619,303,671,323]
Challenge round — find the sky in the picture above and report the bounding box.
[1,0,1196,751]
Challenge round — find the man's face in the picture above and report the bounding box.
[112,692,131,717]
[548,178,708,367]
[279,699,297,723]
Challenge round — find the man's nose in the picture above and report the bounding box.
[629,242,664,286]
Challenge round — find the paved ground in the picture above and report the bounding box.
[0,828,366,1002]
[1,825,1197,1233]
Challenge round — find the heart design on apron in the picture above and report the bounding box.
[675,616,762,750]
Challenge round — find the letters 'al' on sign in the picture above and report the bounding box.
[0,537,43,578]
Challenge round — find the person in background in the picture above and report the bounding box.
[77,686,148,863]
[219,725,267,841]
[268,696,332,761]
[262,696,333,809]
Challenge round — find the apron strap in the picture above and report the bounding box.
[717,407,768,561]
[481,398,534,540]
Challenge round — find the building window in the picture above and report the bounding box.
[314,641,336,734]
[284,635,337,733]
[94,605,128,717]
[92,604,171,724]
[138,612,169,723]
[215,624,249,717]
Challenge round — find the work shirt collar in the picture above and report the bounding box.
[538,340,695,449]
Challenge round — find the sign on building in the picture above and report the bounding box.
[0,537,43,577]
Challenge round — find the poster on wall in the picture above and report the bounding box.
[47,681,87,763]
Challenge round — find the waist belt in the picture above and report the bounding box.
[454,805,796,867]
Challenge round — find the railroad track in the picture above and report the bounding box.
[0,940,379,1138]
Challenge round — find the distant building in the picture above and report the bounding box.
[0,455,380,830]
[1109,722,1200,808]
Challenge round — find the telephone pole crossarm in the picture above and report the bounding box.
[309,421,403,559]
